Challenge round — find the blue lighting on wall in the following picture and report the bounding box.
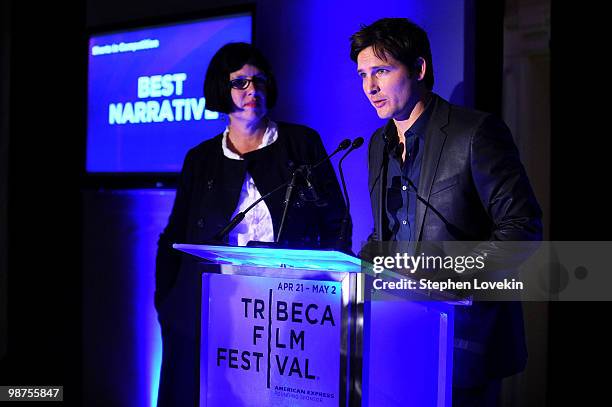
[257,0,466,254]
[129,189,176,407]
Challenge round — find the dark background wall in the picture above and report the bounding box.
[547,2,612,406]
[0,0,86,404]
[1,0,10,363]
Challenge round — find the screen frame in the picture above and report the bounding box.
[82,4,256,189]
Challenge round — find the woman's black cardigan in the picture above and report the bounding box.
[155,121,349,309]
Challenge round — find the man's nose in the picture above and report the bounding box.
[366,77,379,95]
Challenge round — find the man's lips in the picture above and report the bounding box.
[372,99,387,108]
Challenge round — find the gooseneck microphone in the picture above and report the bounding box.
[374,131,400,241]
[214,138,352,243]
[337,137,365,249]
[338,137,365,210]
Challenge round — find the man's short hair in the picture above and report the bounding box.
[204,42,278,113]
[350,18,434,91]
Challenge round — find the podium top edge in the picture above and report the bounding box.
[172,243,362,272]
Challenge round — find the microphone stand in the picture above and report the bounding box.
[336,137,364,250]
[276,168,300,244]
[376,131,400,242]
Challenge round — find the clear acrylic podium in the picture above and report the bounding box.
[174,244,460,407]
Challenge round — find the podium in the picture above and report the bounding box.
[173,244,464,407]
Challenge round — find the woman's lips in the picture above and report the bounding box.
[243,101,259,108]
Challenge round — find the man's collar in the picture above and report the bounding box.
[382,94,434,143]
[406,96,434,139]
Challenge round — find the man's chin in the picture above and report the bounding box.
[376,110,391,120]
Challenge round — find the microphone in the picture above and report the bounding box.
[374,130,400,241]
[336,137,365,249]
[214,138,352,244]
[383,129,407,161]
[338,137,365,210]
[383,130,399,151]
[314,138,351,168]
[298,165,324,206]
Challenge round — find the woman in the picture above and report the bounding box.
[155,42,348,407]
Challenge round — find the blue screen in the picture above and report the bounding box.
[86,13,252,173]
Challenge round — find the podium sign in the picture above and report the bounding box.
[174,244,458,407]
[175,244,363,407]
[204,274,342,406]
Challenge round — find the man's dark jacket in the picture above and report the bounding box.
[367,94,542,387]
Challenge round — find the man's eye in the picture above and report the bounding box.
[358,72,366,79]
[376,69,388,76]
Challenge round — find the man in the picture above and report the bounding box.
[350,18,542,406]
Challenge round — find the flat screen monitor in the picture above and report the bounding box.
[86,12,252,174]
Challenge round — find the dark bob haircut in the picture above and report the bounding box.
[350,18,434,91]
[204,42,278,114]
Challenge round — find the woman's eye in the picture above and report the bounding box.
[230,79,249,89]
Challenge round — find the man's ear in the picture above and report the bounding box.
[414,57,427,81]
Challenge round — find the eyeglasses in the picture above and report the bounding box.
[229,76,268,90]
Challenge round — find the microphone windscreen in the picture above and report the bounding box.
[384,132,399,151]
[339,138,352,150]
[352,137,365,149]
